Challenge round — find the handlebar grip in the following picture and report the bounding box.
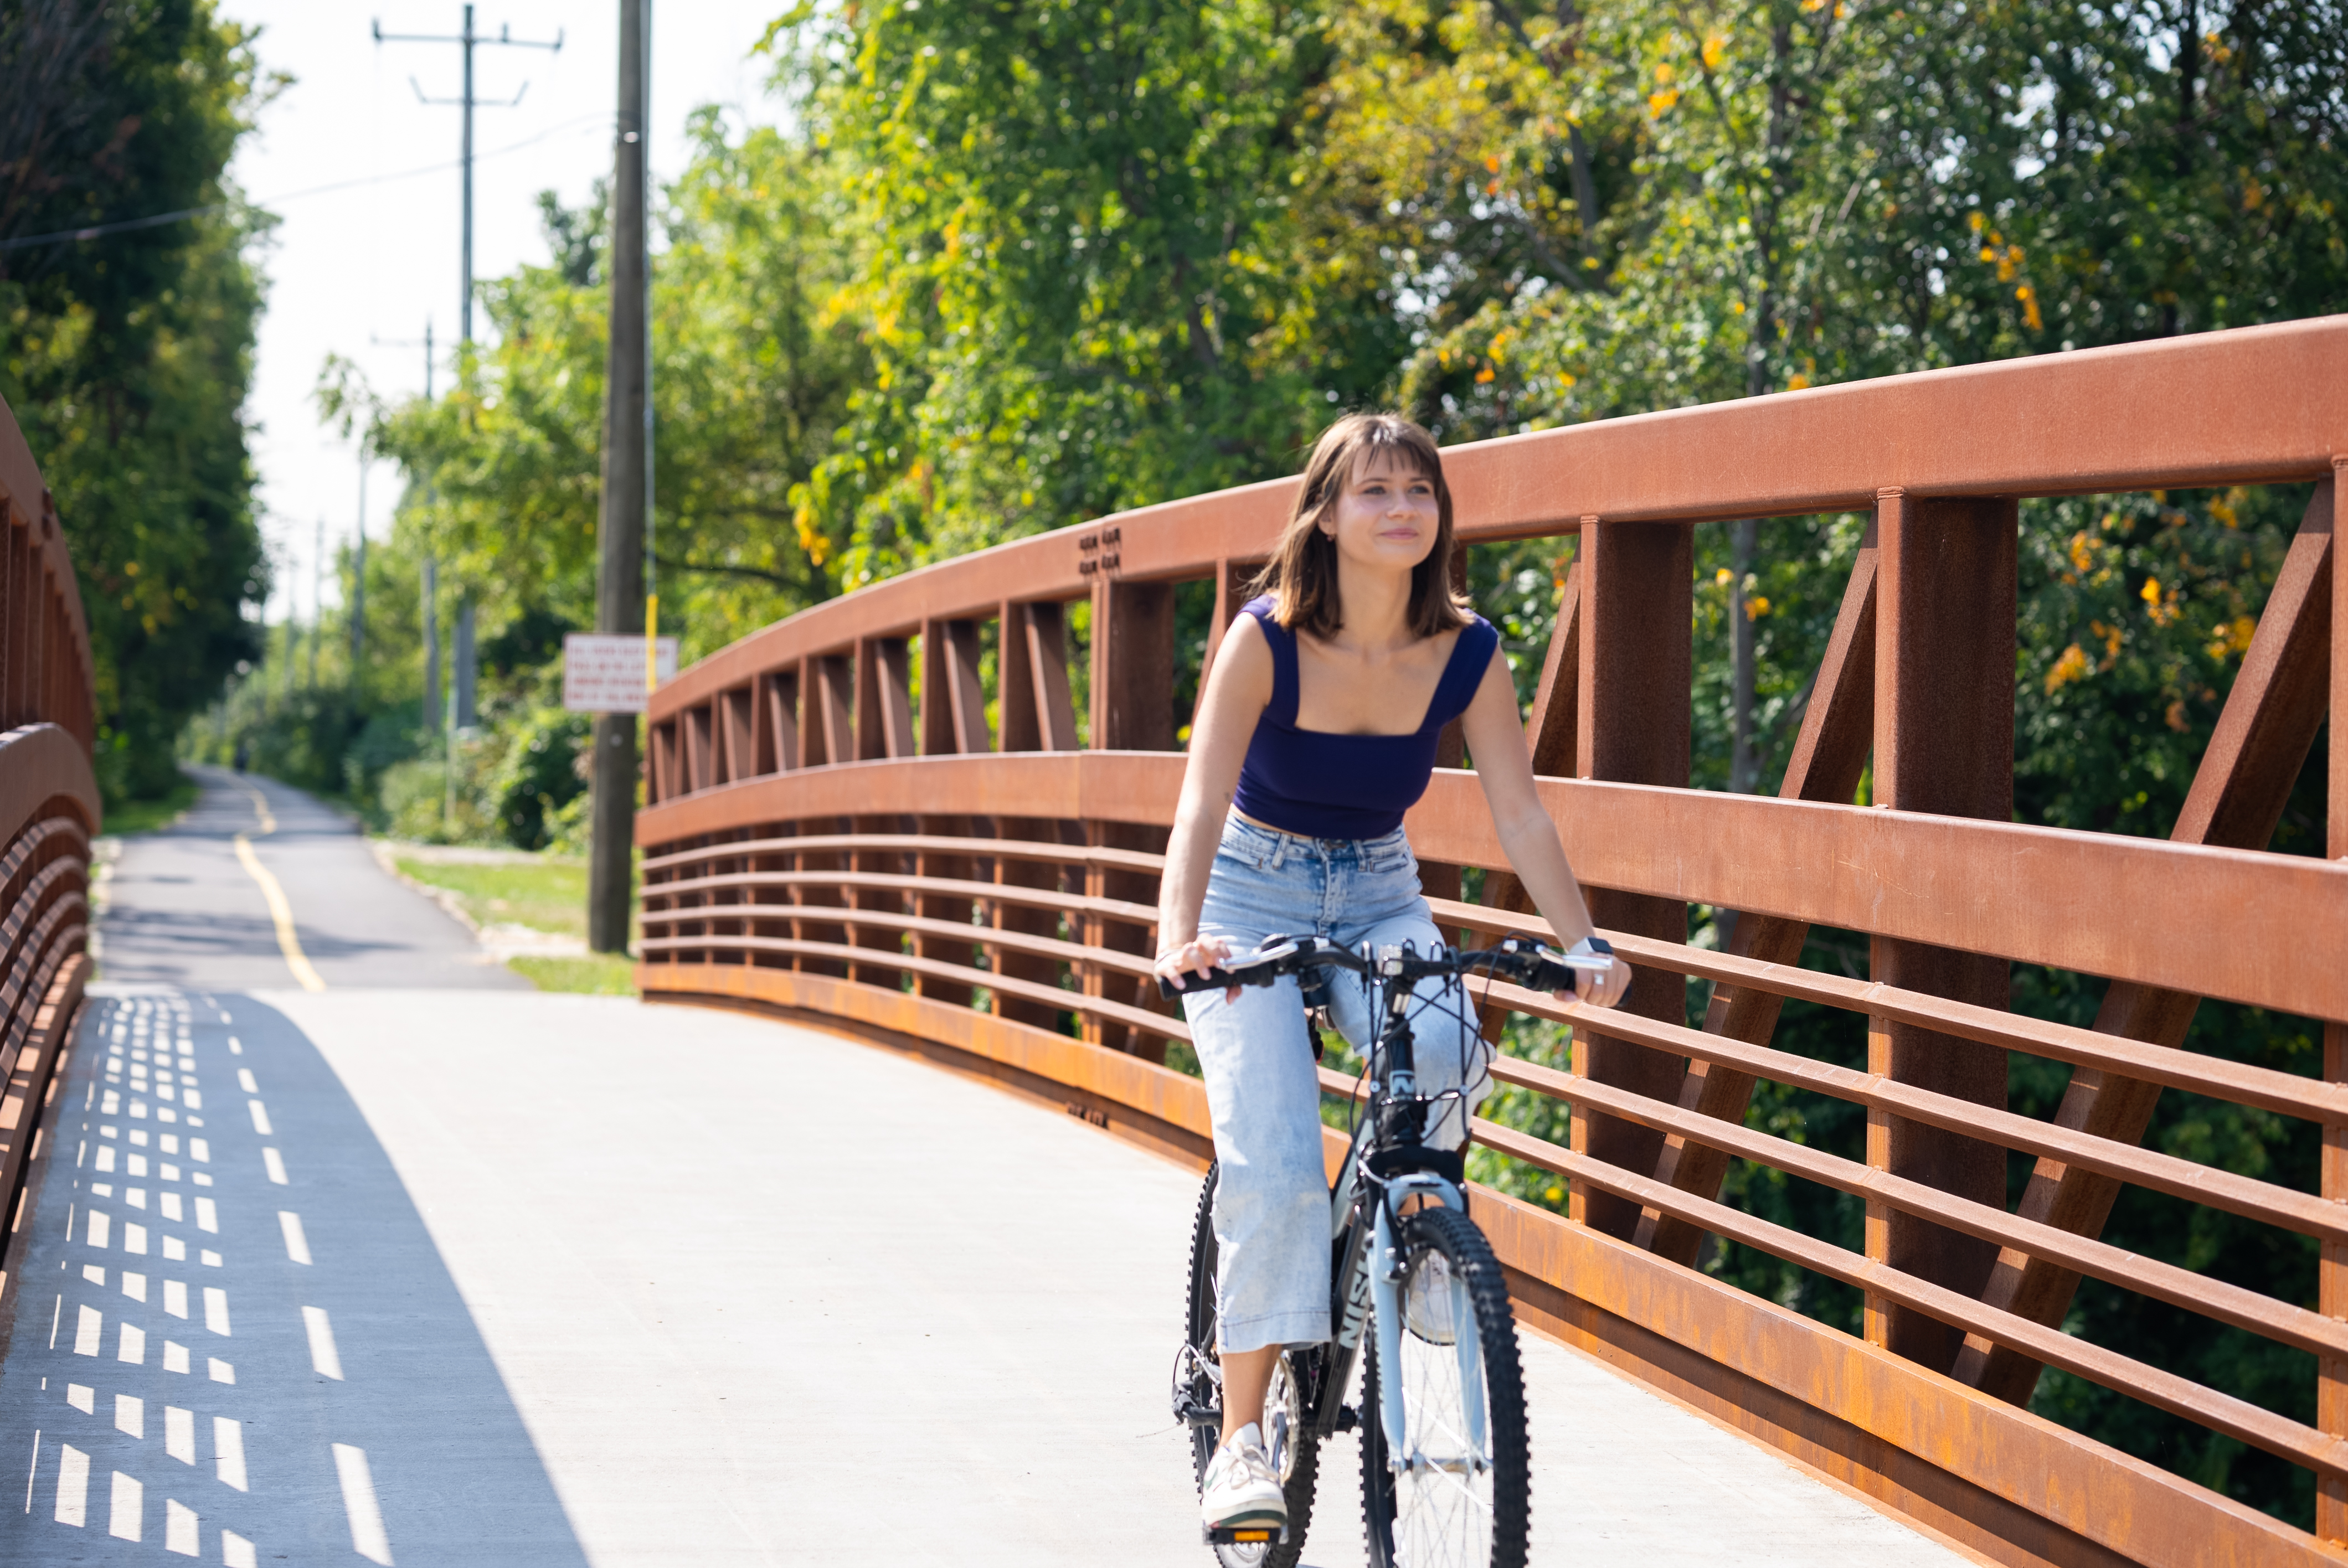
[1157,966,1239,999]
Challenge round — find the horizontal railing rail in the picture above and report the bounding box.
[0,390,99,1302]
[637,314,2348,1568]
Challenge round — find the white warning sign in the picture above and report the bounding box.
[563,633,679,713]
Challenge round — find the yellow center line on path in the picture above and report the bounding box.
[232,818,324,992]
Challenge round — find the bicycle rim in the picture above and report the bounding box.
[1362,1206,1528,1568]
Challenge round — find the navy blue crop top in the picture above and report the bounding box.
[1229,596,1499,840]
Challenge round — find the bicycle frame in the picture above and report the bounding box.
[1303,953,1486,1473]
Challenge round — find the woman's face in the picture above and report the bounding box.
[1320,451,1441,574]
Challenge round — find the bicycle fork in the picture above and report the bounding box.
[1367,1171,1488,1473]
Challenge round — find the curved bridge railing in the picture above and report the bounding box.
[0,394,99,1294]
[637,316,2348,1568]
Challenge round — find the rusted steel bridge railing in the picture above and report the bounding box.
[636,316,2348,1568]
[0,393,98,1296]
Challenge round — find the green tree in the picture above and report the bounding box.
[0,0,270,802]
[356,111,865,670]
[776,0,1411,582]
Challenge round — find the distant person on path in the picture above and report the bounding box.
[233,740,248,773]
[1152,412,1631,1538]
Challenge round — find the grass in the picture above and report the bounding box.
[102,772,199,837]
[391,856,595,940]
[507,953,639,996]
[390,852,641,996]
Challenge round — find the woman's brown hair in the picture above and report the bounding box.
[1247,412,1471,641]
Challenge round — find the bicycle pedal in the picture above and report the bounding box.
[1203,1524,1289,1546]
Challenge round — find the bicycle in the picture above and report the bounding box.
[1162,933,1613,1568]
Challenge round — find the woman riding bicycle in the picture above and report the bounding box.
[1152,411,1632,1540]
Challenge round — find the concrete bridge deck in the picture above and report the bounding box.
[0,771,1974,1565]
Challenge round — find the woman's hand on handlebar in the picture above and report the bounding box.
[1558,935,1632,1009]
[1155,934,1241,1005]
[1566,961,1631,1009]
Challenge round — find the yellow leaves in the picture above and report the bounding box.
[1968,211,1987,234]
[2208,491,2240,528]
[2067,529,2096,574]
[1701,31,1728,70]
[124,560,140,577]
[2243,176,2264,212]
[1474,364,1497,384]
[1785,372,1811,390]
[2090,618,2123,664]
[1649,60,1679,115]
[2205,613,2257,662]
[795,504,828,567]
[1556,371,1576,389]
[1730,300,1745,314]
[2045,643,2092,694]
[1483,153,1501,174]
[1715,566,1734,586]
[2015,283,2043,332]
[2141,575,2182,627]
[2165,698,2189,731]
[1744,594,1771,620]
[2139,575,2162,606]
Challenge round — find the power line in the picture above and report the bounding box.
[0,111,608,255]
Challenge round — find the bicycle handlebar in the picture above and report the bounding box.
[1155,935,1614,999]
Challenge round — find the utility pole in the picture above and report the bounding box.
[374,6,560,747]
[372,6,563,347]
[350,440,368,685]
[310,514,325,689]
[588,0,649,955]
[422,556,439,736]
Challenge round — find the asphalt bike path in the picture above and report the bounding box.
[92,766,527,992]
[0,771,1973,1565]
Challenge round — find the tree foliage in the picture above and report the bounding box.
[781,0,1409,580]
[0,0,270,801]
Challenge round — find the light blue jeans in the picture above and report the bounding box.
[1183,814,1489,1354]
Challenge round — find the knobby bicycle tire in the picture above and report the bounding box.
[1183,1163,1321,1568]
[1361,1205,1529,1568]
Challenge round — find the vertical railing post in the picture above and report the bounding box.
[1568,516,1692,1240]
[849,637,916,988]
[2323,458,2347,1544]
[993,604,1072,1030]
[1863,488,2017,1371]
[1193,559,1249,729]
[794,653,853,977]
[915,619,990,1005]
[1083,575,1176,1057]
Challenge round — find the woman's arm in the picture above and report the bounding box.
[1455,645,1633,1007]
[1154,617,1275,988]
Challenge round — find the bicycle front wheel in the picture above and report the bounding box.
[1361,1204,1528,1568]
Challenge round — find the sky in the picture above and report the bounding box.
[223,1,793,626]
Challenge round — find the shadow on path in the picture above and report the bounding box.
[0,988,586,1565]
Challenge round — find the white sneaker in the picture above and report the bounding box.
[1200,1422,1287,1534]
